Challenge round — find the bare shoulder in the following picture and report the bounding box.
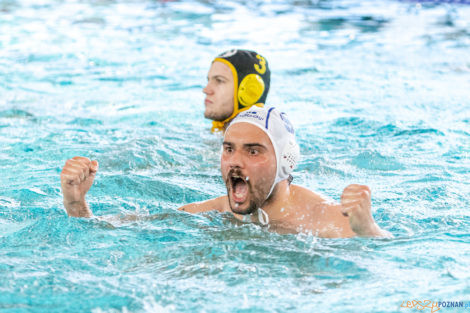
[289,184,355,237]
[289,184,347,219]
[178,196,229,214]
[290,184,344,215]
[290,184,329,205]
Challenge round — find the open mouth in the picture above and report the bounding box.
[229,173,249,204]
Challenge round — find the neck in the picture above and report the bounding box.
[259,180,291,222]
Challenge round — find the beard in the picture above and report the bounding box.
[224,168,271,215]
[204,109,231,122]
[228,195,259,215]
[204,100,233,121]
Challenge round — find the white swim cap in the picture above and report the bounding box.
[225,106,300,198]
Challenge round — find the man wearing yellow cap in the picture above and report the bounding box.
[203,49,270,133]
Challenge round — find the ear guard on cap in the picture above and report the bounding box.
[210,50,270,133]
[238,74,265,107]
[279,139,300,179]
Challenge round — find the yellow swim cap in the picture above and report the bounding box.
[210,49,271,133]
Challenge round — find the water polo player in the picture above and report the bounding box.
[203,49,271,133]
[60,107,391,238]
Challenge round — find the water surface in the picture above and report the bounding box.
[1,0,469,312]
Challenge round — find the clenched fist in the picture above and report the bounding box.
[60,156,98,217]
[341,184,391,237]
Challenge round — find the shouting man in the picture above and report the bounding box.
[60,106,391,238]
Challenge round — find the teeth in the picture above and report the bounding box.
[235,203,239,208]
[231,174,247,180]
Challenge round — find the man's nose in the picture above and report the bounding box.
[228,149,244,168]
[203,82,212,95]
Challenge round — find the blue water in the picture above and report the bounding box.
[1,0,470,312]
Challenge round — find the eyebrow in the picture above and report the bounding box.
[223,142,267,149]
[208,74,229,81]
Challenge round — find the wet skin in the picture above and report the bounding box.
[203,61,234,121]
[221,123,276,215]
[60,123,391,238]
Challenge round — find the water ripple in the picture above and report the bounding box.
[1,0,470,311]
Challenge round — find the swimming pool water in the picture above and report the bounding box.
[1,0,469,312]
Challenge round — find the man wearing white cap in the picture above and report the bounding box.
[60,107,391,238]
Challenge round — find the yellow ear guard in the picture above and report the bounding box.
[238,74,265,107]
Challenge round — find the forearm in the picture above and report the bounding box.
[179,196,227,214]
[354,222,393,238]
[63,199,93,218]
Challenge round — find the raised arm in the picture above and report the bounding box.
[340,184,392,238]
[178,196,229,214]
[60,156,98,217]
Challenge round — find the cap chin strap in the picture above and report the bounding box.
[266,177,280,202]
[240,208,269,226]
[211,120,226,133]
[257,208,269,226]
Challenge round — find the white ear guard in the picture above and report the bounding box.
[279,139,300,179]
